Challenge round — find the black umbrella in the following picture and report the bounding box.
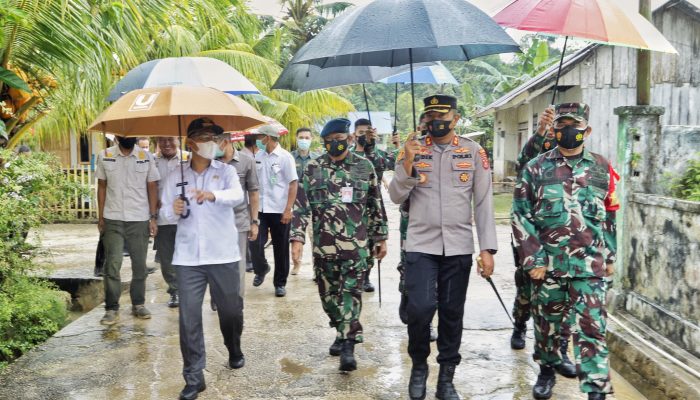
[291,0,520,130]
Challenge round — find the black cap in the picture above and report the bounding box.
[187,117,224,137]
[423,94,457,113]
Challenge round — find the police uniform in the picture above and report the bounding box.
[95,144,160,314]
[291,118,388,372]
[388,95,497,398]
[511,103,619,398]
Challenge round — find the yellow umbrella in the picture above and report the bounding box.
[88,86,265,136]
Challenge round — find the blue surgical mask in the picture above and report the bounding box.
[256,139,265,150]
[297,139,311,151]
[215,148,225,158]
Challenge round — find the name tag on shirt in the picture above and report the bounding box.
[341,186,353,203]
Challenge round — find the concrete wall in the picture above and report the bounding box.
[623,193,700,357]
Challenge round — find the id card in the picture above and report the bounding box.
[341,186,354,203]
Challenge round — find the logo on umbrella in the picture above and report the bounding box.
[129,92,160,112]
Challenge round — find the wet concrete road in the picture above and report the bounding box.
[0,194,646,399]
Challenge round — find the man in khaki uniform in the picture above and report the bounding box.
[389,95,498,400]
[96,136,160,325]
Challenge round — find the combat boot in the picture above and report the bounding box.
[510,322,527,350]
[363,272,375,292]
[555,339,577,378]
[588,393,605,400]
[329,337,342,356]
[339,340,357,371]
[532,366,556,399]
[408,363,429,400]
[435,364,460,399]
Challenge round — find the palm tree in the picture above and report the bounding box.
[279,0,353,53]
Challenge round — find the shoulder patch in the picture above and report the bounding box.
[478,148,490,170]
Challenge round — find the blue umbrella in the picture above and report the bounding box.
[108,57,260,101]
[291,0,520,129]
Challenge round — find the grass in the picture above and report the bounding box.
[493,193,513,222]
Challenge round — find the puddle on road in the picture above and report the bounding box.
[280,358,312,377]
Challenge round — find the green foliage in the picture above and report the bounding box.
[670,154,700,201]
[0,150,78,368]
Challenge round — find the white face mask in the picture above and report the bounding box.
[194,141,218,160]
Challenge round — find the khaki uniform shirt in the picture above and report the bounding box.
[228,150,259,232]
[155,150,189,226]
[96,145,160,222]
[388,135,497,256]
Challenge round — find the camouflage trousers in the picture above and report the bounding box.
[397,209,409,294]
[532,277,612,394]
[314,258,368,343]
[512,266,532,324]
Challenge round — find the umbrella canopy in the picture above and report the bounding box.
[90,86,266,137]
[378,62,458,84]
[272,62,435,92]
[107,57,260,101]
[493,0,677,54]
[291,0,520,68]
[231,116,289,137]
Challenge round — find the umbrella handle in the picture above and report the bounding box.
[180,194,190,219]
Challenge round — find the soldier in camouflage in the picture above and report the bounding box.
[511,103,619,400]
[351,118,395,292]
[510,107,577,380]
[291,118,388,372]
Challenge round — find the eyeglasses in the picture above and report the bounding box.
[189,132,228,143]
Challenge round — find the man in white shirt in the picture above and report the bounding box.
[251,125,298,297]
[154,137,189,308]
[95,136,160,325]
[160,118,245,400]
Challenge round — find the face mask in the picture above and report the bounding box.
[194,141,218,160]
[256,139,266,150]
[356,135,375,150]
[119,137,137,150]
[297,139,311,151]
[325,139,348,157]
[554,125,587,149]
[428,119,453,138]
[215,147,225,158]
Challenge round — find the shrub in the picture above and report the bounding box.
[671,154,700,202]
[0,149,80,369]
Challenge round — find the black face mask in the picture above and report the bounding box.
[325,139,348,157]
[356,135,375,150]
[119,137,137,150]
[428,119,453,138]
[554,125,586,149]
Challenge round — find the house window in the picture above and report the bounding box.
[532,113,539,134]
[79,134,90,164]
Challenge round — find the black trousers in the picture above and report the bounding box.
[176,262,243,386]
[405,252,472,366]
[251,212,290,287]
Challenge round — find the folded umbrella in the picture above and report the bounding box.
[108,57,260,101]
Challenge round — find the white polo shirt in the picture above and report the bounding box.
[160,160,244,266]
[95,145,160,222]
[255,144,298,214]
[155,150,189,226]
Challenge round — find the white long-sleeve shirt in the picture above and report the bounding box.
[160,160,244,266]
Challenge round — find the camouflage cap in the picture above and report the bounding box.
[554,103,590,122]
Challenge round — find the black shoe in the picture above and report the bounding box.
[253,274,264,286]
[329,337,342,356]
[147,266,157,274]
[556,339,577,378]
[399,293,408,324]
[275,286,286,297]
[179,382,206,400]
[436,364,459,399]
[339,340,357,371]
[94,268,104,277]
[429,323,438,342]
[511,323,527,350]
[168,293,179,308]
[408,363,429,400]
[532,370,556,399]
[588,393,606,400]
[363,276,375,292]
[228,355,245,369]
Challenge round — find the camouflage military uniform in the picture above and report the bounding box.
[512,133,558,324]
[291,151,388,343]
[511,148,619,394]
[352,147,395,274]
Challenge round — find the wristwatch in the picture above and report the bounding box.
[251,219,260,225]
[150,214,158,220]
